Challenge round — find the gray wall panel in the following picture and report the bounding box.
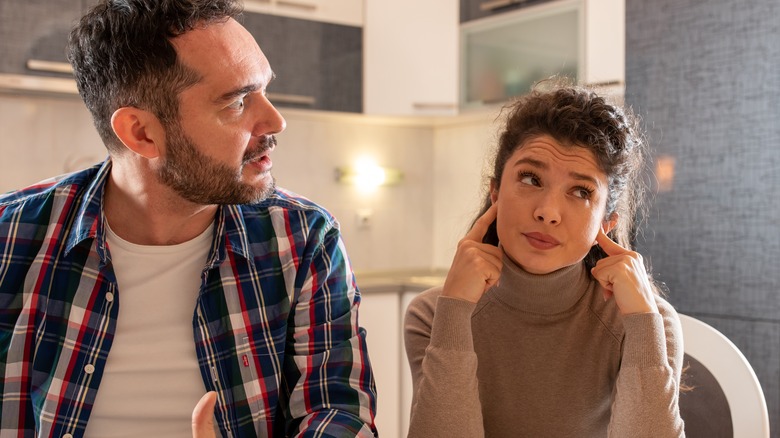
[626,0,780,434]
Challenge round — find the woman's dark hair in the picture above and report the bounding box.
[67,0,243,154]
[475,80,650,273]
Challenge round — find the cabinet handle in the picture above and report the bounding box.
[412,102,457,111]
[585,80,624,88]
[26,59,73,74]
[276,0,318,11]
[479,0,521,12]
[267,92,316,106]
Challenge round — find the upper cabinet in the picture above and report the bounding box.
[460,0,556,23]
[0,0,86,93]
[243,0,363,27]
[363,0,459,116]
[0,0,364,113]
[460,0,624,109]
[241,12,363,113]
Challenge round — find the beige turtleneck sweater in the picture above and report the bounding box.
[404,257,685,437]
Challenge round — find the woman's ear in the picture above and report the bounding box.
[602,212,619,234]
[110,107,165,159]
[490,180,499,204]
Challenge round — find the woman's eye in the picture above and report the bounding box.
[573,187,593,199]
[519,173,540,186]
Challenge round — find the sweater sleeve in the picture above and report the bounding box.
[403,288,485,438]
[608,297,686,437]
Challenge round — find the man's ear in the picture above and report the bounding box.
[490,180,499,204]
[110,107,165,159]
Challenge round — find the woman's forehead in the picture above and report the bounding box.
[513,136,602,171]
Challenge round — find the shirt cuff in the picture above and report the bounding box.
[429,296,477,351]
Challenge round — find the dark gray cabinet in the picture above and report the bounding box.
[460,0,555,23]
[241,13,362,113]
[0,0,90,77]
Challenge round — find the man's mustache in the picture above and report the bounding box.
[243,135,276,162]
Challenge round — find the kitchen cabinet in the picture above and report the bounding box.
[241,12,363,113]
[243,0,363,27]
[363,0,459,116]
[0,1,363,113]
[460,0,624,109]
[0,0,86,78]
[359,289,402,438]
[460,0,556,23]
[582,0,624,87]
[357,273,441,436]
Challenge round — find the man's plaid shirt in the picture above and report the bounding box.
[0,161,377,437]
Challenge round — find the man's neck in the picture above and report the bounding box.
[104,162,217,246]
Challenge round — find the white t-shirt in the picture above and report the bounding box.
[85,222,214,437]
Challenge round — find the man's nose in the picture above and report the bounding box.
[252,95,286,137]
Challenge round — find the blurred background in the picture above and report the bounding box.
[0,0,777,436]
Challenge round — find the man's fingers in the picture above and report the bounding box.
[192,391,217,438]
[595,227,627,256]
[463,203,498,243]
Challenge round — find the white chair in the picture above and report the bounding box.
[678,313,770,438]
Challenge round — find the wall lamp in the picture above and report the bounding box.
[335,157,403,191]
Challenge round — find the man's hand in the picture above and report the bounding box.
[192,391,218,438]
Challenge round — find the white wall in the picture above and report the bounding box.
[0,94,106,192]
[430,112,502,269]
[270,109,437,272]
[1,95,498,273]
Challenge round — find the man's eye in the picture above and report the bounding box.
[228,97,246,110]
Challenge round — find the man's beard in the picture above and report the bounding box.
[157,122,276,205]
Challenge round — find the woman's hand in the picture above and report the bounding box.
[591,228,658,315]
[442,203,504,303]
[192,391,217,438]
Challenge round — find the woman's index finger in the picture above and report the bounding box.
[464,203,498,242]
[596,227,628,256]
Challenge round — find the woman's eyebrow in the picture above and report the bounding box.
[513,157,602,187]
[569,171,601,187]
[512,157,546,169]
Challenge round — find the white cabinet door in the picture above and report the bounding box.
[583,0,625,86]
[364,0,459,115]
[399,290,421,437]
[359,290,401,437]
[243,0,363,27]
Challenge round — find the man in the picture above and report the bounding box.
[0,0,377,436]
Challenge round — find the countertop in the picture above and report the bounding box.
[354,268,448,293]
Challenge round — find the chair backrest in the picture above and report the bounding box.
[677,313,770,438]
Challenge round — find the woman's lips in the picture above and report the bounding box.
[523,232,560,250]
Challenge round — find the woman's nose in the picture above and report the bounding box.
[533,194,561,225]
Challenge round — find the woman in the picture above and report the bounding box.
[404,84,685,437]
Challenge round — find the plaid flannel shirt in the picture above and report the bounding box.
[0,161,377,437]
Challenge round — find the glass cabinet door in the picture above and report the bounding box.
[460,0,581,109]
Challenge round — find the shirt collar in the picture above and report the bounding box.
[64,159,254,267]
[205,204,253,269]
[64,159,111,261]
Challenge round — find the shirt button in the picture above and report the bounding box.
[105,292,114,302]
[84,364,96,374]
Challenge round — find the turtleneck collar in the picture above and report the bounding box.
[486,255,593,315]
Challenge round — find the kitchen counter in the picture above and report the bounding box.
[354,268,448,293]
